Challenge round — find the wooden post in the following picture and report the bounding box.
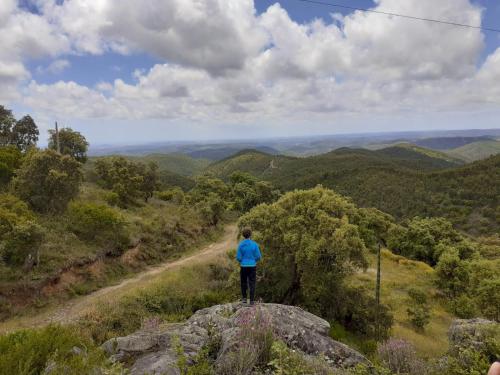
[375,242,382,340]
[55,121,60,153]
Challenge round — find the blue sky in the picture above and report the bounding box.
[2,0,500,145]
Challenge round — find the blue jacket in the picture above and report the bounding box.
[236,239,261,267]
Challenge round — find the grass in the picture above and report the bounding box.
[349,249,453,359]
[75,252,236,344]
[0,182,225,321]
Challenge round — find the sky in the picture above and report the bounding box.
[1,0,500,146]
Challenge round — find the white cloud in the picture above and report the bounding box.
[2,0,500,136]
[37,59,71,74]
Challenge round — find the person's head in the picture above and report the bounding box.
[242,227,252,239]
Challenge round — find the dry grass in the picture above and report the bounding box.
[349,249,453,358]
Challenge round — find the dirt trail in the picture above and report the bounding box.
[0,224,238,334]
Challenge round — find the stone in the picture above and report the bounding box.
[103,302,369,374]
[448,318,499,352]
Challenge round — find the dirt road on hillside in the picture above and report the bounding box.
[0,224,238,334]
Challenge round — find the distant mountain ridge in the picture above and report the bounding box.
[414,136,494,150]
[207,147,499,235]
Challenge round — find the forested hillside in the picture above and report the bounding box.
[208,148,499,235]
[447,140,500,162]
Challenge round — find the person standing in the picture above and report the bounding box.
[236,227,261,305]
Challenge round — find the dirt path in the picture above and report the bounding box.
[0,224,238,334]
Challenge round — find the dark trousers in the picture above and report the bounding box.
[240,266,256,302]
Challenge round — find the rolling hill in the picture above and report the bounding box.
[208,148,500,235]
[414,136,494,150]
[446,140,500,162]
[129,153,210,176]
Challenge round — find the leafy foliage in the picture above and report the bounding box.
[406,288,431,330]
[94,156,159,206]
[209,149,500,235]
[12,149,83,213]
[0,325,120,375]
[48,127,89,162]
[0,146,22,186]
[387,216,473,266]
[0,105,16,146]
[67,201,129,251]
[11,115,39,152]
[238,186,393,338]
[0,194,43,267]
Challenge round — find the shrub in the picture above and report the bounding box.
[0,194,43,267]
[217,306,274,374]
[378,338,428,375]
[0,325,120,375]
[157,187,185,204]
[406,288,431,330]
[387,216,465,266]
[12,149,83,213]
[329,286,394,340]
[451,295,477,319]
[94,156,159,206]
[475,278,500,321]
[435,247,470,298]
[67,201,129,251]
[0,145,22,185]
[268,340,335,375]
[197,192,225,226]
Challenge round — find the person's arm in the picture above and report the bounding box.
[254,243,262,262]
[236,243,243,263]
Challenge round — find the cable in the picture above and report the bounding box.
[297,0,500,33]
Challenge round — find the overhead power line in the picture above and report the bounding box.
[297,0,500,34]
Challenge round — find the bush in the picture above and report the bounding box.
[451,295,477,319]
[12,149,83,213]
[0,325,120,375]
[406,288,431,331]
[475,278,500,321]
[329,287,394,341]
[0,194,43,267]
[0,145,22,185]
[377,338,428,375]
[157,187,185,204]
[217,306,274,374]
[94,156,159,206]
[67,201,129,251]
[268,340,335,375]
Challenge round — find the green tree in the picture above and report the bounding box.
[140,161,160,202]
[48,127,89,162]
[238,186,393,338]
[0,105,15,146]
[12,149,83,213]
[239,186,368,307]
[406,288,431,331]
[387,217,468,265]
[189,175,229,203]
[476,278,500,321]
[229,171,279,212]
[197,192,225,226]
[67,201,129,252]
[435,247,470,298]
[0,146,22,186]
[94,157,159,206]
[0,194,43,267]
[11,115,39,152]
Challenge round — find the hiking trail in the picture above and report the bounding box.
[0,224,238,334]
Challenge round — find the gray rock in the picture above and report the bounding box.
[448,318,499,352]
[103,302,369,374]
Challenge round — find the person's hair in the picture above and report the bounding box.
[242,228,252,239]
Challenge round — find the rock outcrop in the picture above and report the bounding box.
[448,318,499,352]
[103,302,369,374]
